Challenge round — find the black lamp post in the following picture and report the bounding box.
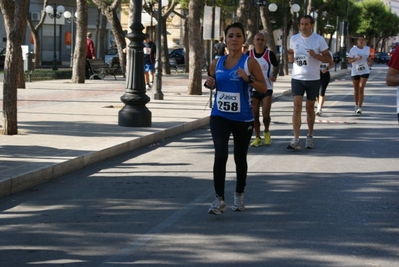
[118,0,152,127]
[45,4,65,71]
[64,9,77,68]
[340,0,349,69]
[153,0,168,100]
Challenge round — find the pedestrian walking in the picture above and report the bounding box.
[247,32,279,146]
[214,36,227,59]
[204,22,267,215]
[287,15,331,150]
[385,48,399,125]
[143,34,156,90]
[85,32,96,79]
[316,51,334,117]
[86,32,95,59]
[369,45,375,69]
[347,36,371,115]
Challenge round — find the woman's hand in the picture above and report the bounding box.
[236,67,248,81]
[204,76,216,89]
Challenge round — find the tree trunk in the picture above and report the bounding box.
[236,0,256,45]
[186,0,202,95]
[92,0,127,75]
[0,0,30,135]
[71,0,88,83]
[99,14,108,60]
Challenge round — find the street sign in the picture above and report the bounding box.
[203,6,220,40]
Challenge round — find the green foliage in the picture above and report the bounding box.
[356,0,399,39]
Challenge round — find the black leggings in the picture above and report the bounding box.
[319,71,330,97]
[210,116,254,199]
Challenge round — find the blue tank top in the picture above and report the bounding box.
[211,54,253,122]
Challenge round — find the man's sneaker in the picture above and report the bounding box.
[287,138,301,151]
[306,135,314,149]
[263,131,271,145]
[208,196,226,215]
[146,83,151,90]
[356,108,362,115]
[316,109,322,117]
[250,136,262,147]
[232,192,245,211]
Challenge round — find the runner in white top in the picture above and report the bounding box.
[347,36,371,115]
[287,15,331,150]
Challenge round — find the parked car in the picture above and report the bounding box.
[374,52,390,64]
[168,48,185,65]
[104,47,119,67]
[0,48,6,69]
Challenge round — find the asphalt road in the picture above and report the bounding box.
[0,64,398,267]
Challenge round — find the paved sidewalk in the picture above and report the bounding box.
[0,68,349,198]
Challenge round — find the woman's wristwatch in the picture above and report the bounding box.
[247,75,255,84]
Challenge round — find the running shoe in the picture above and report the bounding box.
[356,108,362,115]
[306,135,314,149]
[316,109,322,117]
[250,136,262,147]
[355,105,359,113]
[232,192,245,211]
[287,138,301,151]
[208,196,226,215]
[146,83,151,90]
[263,131,271,145]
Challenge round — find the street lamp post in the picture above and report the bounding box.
[310,9,318,33]
[153,0,168,100]
[45,4,65,71]
[268,3,300,76]
[64,10,77,68]
[340,0,349,69]
[118,0,152,127]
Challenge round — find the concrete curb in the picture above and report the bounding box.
[0,116,210,198]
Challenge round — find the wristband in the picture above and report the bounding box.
[204,81,216,90]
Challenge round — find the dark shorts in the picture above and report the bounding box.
[252,90,273,100]
[144,63,155,72]
[351,74,370,80]
[291,79,320,101]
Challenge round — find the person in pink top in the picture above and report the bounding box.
[385,48,399,125]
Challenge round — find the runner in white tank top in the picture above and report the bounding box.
[247,32,279,147]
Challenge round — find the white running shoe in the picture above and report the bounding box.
[306,135,314,149]
[287,138,301,151]
[232,192,245,211]
[208,196,226,215]
[316,109,322,117]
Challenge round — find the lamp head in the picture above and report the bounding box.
[291,4,300,13]
[268,3,277,12]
